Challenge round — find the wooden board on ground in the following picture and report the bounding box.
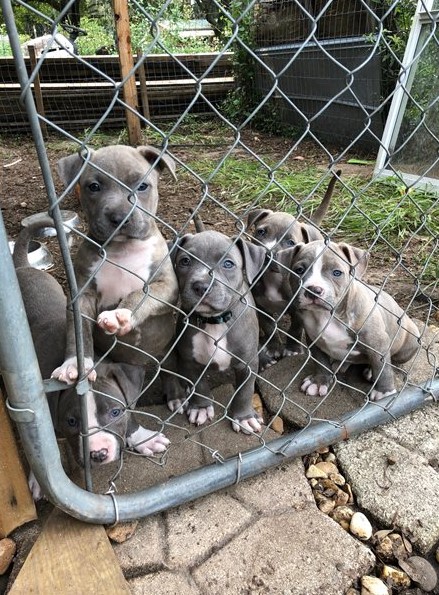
[9,508,131,594]
[0,389,37,538]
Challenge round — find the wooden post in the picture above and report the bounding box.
[0,389,37,537]
[113,0,142,146]
[28,45,48,139]
[136,48,151,123]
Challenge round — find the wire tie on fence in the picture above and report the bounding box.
[106,490,120,527]
[235,452,243,485]
[5,399,35,422]
[211,450,225,464]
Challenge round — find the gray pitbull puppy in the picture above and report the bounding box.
[247,170,341,369]
[51,144,179,387]
[276,240,420,401]
[170,230,266,433]
[13,216,169,499]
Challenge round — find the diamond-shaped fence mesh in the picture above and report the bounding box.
[0,0,437,522]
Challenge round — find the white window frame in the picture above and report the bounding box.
[375,0,439,191]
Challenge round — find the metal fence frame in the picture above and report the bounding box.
[0,0,438,524]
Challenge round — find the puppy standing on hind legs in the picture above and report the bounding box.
[51,144,181,405]
[169,230,267,434]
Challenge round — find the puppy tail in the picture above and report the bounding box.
[189,208,206,233]
[12,214,55,269]
[311,169,342,226]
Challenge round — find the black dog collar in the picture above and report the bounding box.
[189,310,233,326]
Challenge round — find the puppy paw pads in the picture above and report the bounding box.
[187,405,214,426]
[232,416,262,434]
[129,430,170,456]
[97,308,133,336]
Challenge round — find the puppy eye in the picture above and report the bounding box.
[256,228,266,237]
[67,416,78,428]
[285,239,295,247]
[333,269,343,277]
[137,182,148,192]
[88,182,100,192]
[294,266,305,275]
[222,259,235,269]
[178,256,191,267]
[110,408,122,418]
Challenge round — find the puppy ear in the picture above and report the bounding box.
[272,244,304,272]
[106,362,146,405]
[300,223,322,243]
[169,234,193,265]
[57,149,94,187]
[338,243,369,278]
[246,209,273,230]
[136,146,177,181]
[234,238,267,285]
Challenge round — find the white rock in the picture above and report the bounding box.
[350,512,373,541]
[361,575,389,595]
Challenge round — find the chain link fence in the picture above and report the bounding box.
[0,0,438,523]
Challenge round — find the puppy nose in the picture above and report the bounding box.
[109,212,130,227]
[305,285,324,298]
[90,448,108,463]
[192,280,211,297]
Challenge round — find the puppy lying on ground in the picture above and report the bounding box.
[246,170,341,369]
[51,144,179,389]
[275,240,420,401]
[13,216,169,499]
[169,230,266,433]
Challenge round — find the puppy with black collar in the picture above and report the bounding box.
[169,230,266,433]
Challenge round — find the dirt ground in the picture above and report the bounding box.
[0,127,436,324]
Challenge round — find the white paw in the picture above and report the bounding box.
[370,388,396,401]
[51,356,96,384]
[127,426,170,456]
[301,376,329,397]
[167,398,187,414]
[28,470,44,501]
[97,308,133,336]
[187,405,215,426]
[232,416,263,434]
[282,347,301,357]
[363,367,373,382]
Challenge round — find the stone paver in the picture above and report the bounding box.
[192,508,375,595]
[334,429,439,554]
[129,571,200,594]
[166,493,253,569]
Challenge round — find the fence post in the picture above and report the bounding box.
[113,0,142,146]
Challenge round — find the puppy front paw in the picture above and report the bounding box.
[97,308,133,336]
[369,388,396,401]
[301,376,331,397]
[51,356,96,384]
[232,413,263,434]
[187,405,214,426]
[167,398,188,414]
[127,427,170,456]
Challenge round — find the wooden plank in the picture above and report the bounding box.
[0,389,37,538]
[9,508,131,594]
[113,0,142,146]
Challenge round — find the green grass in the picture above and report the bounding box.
[187,154,439,281]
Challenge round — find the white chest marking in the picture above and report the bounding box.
[93,238,158,308]
[303,312,361,362]
[192,324,231,371]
